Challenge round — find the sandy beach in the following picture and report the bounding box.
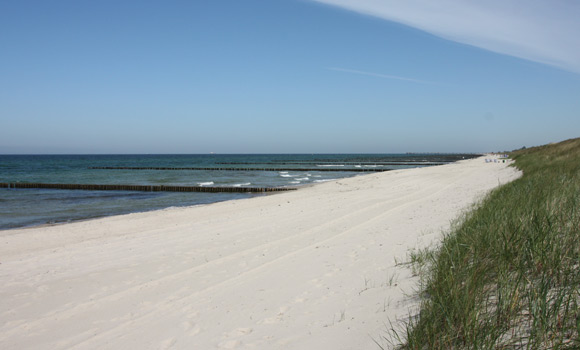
[0,156,520,350]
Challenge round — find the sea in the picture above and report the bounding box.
[0,154,478,230]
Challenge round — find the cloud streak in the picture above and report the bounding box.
[327,67,436,84]
[313,0,580,74]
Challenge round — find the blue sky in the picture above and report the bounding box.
[1,0,579,154]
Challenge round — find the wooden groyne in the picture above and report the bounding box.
[88,166,388,173]
[214,162,447,166]
[0,183,296,193]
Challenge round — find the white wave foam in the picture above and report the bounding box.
[354,165,362,168]
[289,181,301,184]
[314,179,336,183]
[296,177,309,181]
[197,182,214,186]
[317,164,345,167]
[232,183,251,187]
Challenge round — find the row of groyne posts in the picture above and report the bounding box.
[0,182,296,194]
[87,166,390,172]
[1,166,392,194]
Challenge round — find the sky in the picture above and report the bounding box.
[1,0,579,154]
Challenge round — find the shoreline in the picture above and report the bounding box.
[0,154,479,232]
[0,156,520,349]
[0,172,353,232]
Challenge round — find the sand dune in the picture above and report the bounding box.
[0,156,520,349]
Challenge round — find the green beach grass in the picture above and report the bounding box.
[390,138,580,349]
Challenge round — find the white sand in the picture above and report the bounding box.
[0,156,520,350]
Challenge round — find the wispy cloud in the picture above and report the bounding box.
[313,0,580,74]
[327,67,436,84]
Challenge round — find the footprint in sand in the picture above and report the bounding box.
[260,317,279,324]
[324,267,341,277]
[227,327,253,337]
[217,339,241,349]
[159,337,176,350]
[309,278,324,288]
[181,320,201,335]
[259,306,290,324]
[346,251,358,259]
[217,327,253,348]
[36,284,49,293]
[293,291,310,304]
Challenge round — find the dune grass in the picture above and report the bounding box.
[393,138,580,349]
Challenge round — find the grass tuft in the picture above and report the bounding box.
[391,137,580,349]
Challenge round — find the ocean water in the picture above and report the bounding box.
[0,154,477,229]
